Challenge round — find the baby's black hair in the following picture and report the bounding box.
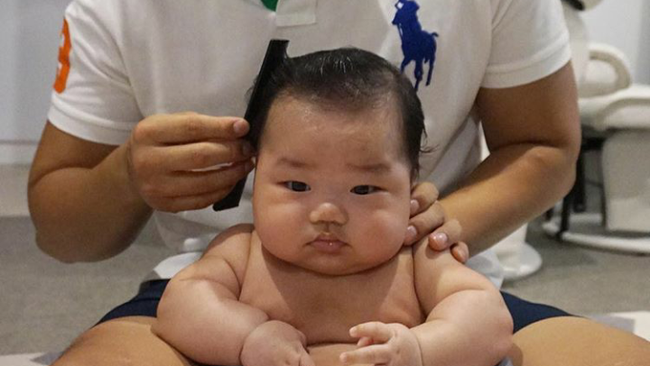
[248,47,427,179]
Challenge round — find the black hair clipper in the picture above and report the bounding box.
[212,39,289,211]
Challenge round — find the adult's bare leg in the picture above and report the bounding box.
[508,316,650,366]
[53,317,194,366]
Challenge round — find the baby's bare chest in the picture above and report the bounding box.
[239,246,424,345]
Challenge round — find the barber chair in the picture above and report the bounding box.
[543,40,650,254]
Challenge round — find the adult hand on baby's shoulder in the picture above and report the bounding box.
[406,182,469,263]
[241,321,314,366]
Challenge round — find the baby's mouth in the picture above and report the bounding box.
[310,234,347,253]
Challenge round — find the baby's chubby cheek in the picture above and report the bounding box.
[365,213,410,249]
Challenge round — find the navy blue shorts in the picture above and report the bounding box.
[98,280,571,333]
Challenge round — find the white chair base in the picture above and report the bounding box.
[502,242,543,281]
[493,225,543,282]
[543,212,650,254]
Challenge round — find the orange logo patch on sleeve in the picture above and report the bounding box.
[53,18,72,93]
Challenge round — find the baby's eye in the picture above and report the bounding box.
[285,181,311,192]
[351,185,379,195]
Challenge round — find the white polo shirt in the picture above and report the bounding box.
[48,0,571,284]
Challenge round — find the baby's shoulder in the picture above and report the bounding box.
[205,223,254,251]
[203,223,255,280]
[204,223,254,257]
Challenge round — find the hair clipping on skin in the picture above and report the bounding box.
[212,39,290,211]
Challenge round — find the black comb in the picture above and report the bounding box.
[213,39,289,211]
[563,0,585,10]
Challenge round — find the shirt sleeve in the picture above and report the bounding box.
[47,0,142,145]
[481,0,572,88]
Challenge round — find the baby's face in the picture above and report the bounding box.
[253,95,412,275]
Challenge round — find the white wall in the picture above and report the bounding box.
[0,0,70,164]
[581,0,650,84]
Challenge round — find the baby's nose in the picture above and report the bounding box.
[309,202,348,225]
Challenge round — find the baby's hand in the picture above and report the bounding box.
[340,322,423,366]
[241,320,315,366]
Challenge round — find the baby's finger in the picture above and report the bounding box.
[340,345,391,365]
[356,336,374,347]
[350,322,392,343]
[299,350,315,366]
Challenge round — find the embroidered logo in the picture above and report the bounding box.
[54,18,72,93]
[392,0,438,91]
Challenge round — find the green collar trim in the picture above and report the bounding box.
[261,0,278,11]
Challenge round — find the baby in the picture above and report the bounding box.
[153,48,512,366]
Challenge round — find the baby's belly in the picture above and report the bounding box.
[240,247,424,344]
[295,306,421,344]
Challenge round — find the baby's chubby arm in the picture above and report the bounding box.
[411,242,513,366]
[341,242,512,366]
[153,224,294,365]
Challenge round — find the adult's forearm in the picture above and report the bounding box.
[440,142,577,256]
[29,144,152,262]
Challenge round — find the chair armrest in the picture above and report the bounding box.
[580,84,650,131]
[579,43,632,98]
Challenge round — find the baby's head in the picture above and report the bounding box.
[251,48,426,275]
[249,47,425,180]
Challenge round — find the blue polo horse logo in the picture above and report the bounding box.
[392,0,438,91]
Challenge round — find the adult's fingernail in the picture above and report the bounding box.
[233,119,249,135]
[406,225,417,243]
[410,199,419,215]
[459,250,468,263]
[433,233,448,247]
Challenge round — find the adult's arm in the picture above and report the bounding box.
[28,114,253,263]
[28,122,149,262]
[440,63,581,256]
